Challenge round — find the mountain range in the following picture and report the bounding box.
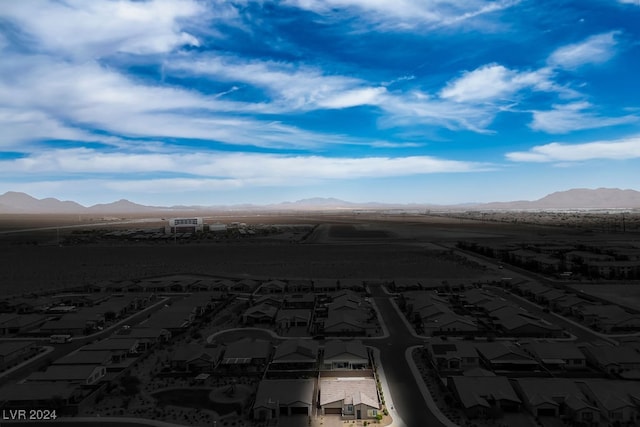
[1,188,639,214]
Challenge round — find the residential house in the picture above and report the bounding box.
[40,317,88,336]
[170,344,223,373]
[112,327,171,350]
[50,294,110,307]
[242,303,278,325]
[26,365,106,386]
[327,299,361,313]
[313,279,339,293]
[319,377,380,419]
[392,279,421,291]
[233,278,259,293]
[171,294,214,317]
[0,341,38,370]
[516,282,550,299]
[575,305,640,333]
[522,341,587,370]
[448,376,521,419]
[491,306,562,337]
[323,311,372,337]
[424,338,480,373]
[271,340,319,371]
[552,295,593,315]
[219,337,272,373]
[513,378,599,423]
[253,379,315,419]
[477,299,513,314]
[282,294,315,309]
[80,338,139,362]
[578,380,640,425]
[5,296,51,313]
[276,309,312,329]
[462,289,496,306]
[338,279,365,291]
[537,289,567,305]
[423,313,478,336]
[580,344,640,375]
[474,342,540,372]
[253,295,283,308]
[53,350,113,367]
[588,261,640,279]
[323,340,369,370]
[257,280,287,294]
[331,289,365,306]
[144,306,194,332]
[188,279,225,293]
[288,280,313,293]
[0,313,46,336]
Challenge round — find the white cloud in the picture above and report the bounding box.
[619,0,640,5]
[0,148,491,179]
[283,0,520,31]
[378,90,498,133]
[548,31,620,70]
[529,102,636,133]
[506,135,640,162]
[439,64,558,103]
[317,87,387,109]
[167,56,385,111]
[0,0,208,58]
[0,56,362,149]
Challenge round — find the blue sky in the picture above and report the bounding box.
[1,0,639,206]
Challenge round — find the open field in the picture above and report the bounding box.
[0,241,499,295]
[1,211,639,296]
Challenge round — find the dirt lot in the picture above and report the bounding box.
[1,212,636,296]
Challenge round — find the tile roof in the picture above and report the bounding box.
[254,379,314,407]
[223,337,272,361]
[451,376,521,409]
[324,340,368,361]
[273,340,318,363]
[319,377,379,409]
[53,350,113,365]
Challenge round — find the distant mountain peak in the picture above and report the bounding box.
[0,187,639,214]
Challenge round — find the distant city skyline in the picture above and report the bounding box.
[1,1,639,206]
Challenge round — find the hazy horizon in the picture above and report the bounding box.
[1,1,639,206]
[3,187,640,213]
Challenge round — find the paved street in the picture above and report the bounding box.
[363,285,446,427]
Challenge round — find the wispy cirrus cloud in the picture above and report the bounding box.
[282,0,520,31]
[0,148,492,180]
[529,102,637,134]
[0,55,365,150]
[167,56,387,111]
[506,135,640,162]
[547,31,621,70]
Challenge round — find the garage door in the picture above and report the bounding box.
[537,408,556,417]
[324,407,342,415]
[291,406,309,415]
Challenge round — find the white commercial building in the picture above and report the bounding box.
[165,217,204,234]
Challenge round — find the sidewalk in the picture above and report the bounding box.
[404,346,459,427]
[369,347,407,427]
